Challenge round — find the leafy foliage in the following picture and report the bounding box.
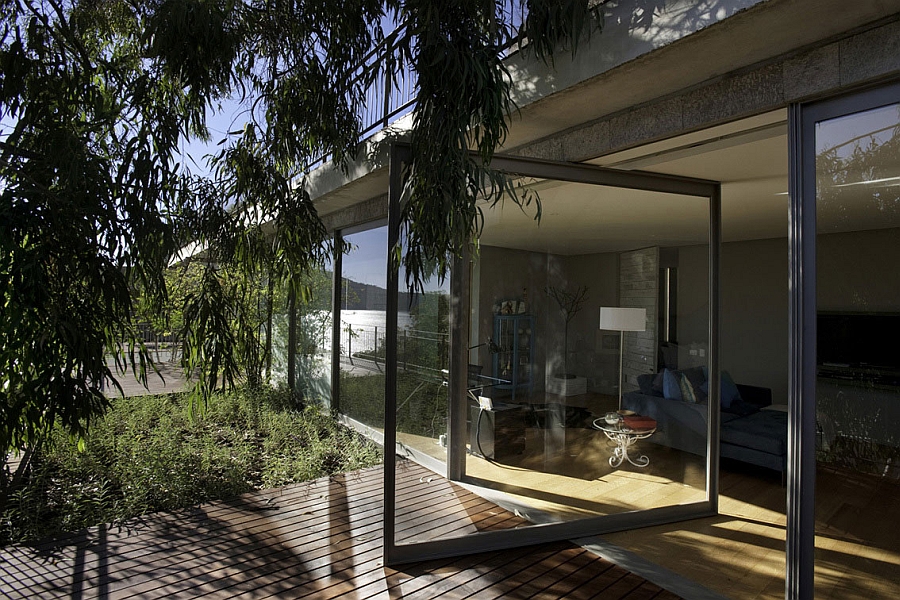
[1,0,597,470]
[0,386,381,545]
[398,0,598,291]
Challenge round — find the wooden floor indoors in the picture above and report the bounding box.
[601,462,900,600]
[398,400,900,600]
[0,462,680,600]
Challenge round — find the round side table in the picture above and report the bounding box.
[593,417,657,468]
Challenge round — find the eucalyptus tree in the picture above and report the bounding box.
[0,0,598,472]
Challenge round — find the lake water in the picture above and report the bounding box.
[341,309,413,331]
[337,310,414,354]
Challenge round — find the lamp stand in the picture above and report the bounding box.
[598,306,646,412]
[617,331,625,410]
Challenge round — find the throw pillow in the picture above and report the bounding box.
[697,371,741,408]
[682,366,706,391]
[662,368,683,401]
[679,372,699,403]
[721,370,741,409]
[651,370,665,395]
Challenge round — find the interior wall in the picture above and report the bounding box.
[559,253,619,392]
[676,228,900,406]
[722,237,789,402]
[677,238,787,401]
[675,244,712,370]
[476,246,619,394]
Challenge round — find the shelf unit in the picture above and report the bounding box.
[492,314,534,402]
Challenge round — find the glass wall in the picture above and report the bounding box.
[338,225,388,431]
[813,98,900,597]
[393,266,451,461]
[386,158,719,561]
[391,259,452,545]
[289,256,334,407]
[461,179,711,521]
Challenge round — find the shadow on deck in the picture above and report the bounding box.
[0,463,681,599]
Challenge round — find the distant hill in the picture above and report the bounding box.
[340,279,418,312]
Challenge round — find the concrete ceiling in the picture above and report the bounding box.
[480,111,791,255]
[480,107,900,255]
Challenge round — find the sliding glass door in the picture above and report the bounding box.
[793,82,900,600]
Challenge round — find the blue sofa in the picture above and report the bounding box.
[622,370,787,475]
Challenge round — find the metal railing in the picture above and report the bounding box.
[339,322,449,374]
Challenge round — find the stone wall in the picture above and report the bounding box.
[618,248,658,393]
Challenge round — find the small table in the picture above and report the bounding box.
[593,416,657,468]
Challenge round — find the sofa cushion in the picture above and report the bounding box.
[721,371,741,408]
[652,371,665,395]
[682,366,707,391]
[679,372,700,403]
[699,370,742,409]
[723,397,759,416]
[721,411,787,456]
[637,373,660,396]
[663,369,682,400]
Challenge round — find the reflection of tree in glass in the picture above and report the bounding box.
[816,106,900,229]
[406,291,450,371]
[289,268,334,405]
[545,285,589,378]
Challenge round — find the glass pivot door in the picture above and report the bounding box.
[384,144,723,565]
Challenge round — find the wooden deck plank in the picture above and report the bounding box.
[492,547,591,599]
[30,475,390,599]
[399,543,569,599]
[455,547,592,600]
[0,463,682,600]
[523,549,616,599]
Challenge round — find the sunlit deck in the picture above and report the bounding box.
[0,463,681,599]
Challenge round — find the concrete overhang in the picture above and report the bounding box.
[503,0,900,152]
[308,0,900,221]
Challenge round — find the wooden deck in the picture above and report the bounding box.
[0,462,681,599]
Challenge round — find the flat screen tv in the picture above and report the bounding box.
[817,312,900,370]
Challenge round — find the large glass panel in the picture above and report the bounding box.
[288,256,333,407]
[392,261,454,545]
[462,180,710,520]
[391,175,713,550]
[814,101,900,597]
[396,281,450,456]
[339,226,388,431]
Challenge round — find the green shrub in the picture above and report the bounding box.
[1,386,381,545]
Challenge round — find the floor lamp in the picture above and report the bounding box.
[599,307,647,410]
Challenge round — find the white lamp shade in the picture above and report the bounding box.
[599,307,647,332]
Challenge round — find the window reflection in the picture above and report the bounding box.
[815,101,900,597]
[339,226,388,430]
